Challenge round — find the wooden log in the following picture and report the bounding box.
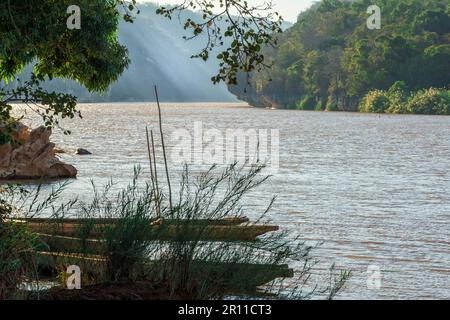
[37,251,293,276]
[38,251,106,262]
[11,216,250,226]
[28,222,278,242]
[36,251,106,278]
[36,251,294,292]
[38,234,107,254]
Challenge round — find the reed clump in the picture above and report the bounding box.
[0,185,49,299]
[28,164,349,300]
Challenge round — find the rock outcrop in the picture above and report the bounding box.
[0,124,77,180]
[77,148,92,155]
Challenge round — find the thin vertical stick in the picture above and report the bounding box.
[150,129,161,217]
[256,133,260,163]
[145,126,157,197]
[154,85,173,212]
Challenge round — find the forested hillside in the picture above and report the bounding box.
[229,0,450,113]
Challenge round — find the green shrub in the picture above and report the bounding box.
[0,221,40,299]
[325,100,339,111]
[314,100,324,111]
[406,88,450,115]
[0,182,74,299]
[387,81,408,96]
[296,95,316,110]
[0,191,40,299]
[386,91,409,114]
[359,90,391,113]
[386,81,410,114]
[360,85,450,115]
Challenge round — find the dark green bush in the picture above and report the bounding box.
[0,182,73,299]
[315,100,325,111]
[297,95,316,110]
[360,85,449,115]
[406,88,450,115]
[0,194,39,299]
[326,100,339,112]
[387,81,408,96]
[359,90,391,113]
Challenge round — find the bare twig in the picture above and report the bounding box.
[145,126,157,199]
[150,129,161,217]
[154,86,173,212]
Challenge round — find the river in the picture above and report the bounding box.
[15,102,450,299]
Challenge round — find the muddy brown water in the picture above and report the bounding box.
[11,103,450,299]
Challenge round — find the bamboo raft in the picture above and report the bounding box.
[12,216,278,242]
[37,251,293,295]
[12,216,290,294]
[37,251,294,282]
[13,216,250,225]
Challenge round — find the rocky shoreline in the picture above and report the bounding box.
[0,124,77,180]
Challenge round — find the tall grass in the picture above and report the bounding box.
[34,163,350,300]
[0,214,37,299]
[1,163,350,300]
[0,183,73,299]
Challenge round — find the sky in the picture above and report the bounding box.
[136,0,316,22]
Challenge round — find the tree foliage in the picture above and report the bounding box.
[0,0,139,139]
[1,0,282,138]
[156,0,283,85]
[360,84,450,115]
[0,0,134,90]
[229,0,450,112]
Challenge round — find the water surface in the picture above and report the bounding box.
[16,103,450,299]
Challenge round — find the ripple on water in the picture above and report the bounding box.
[13,103,450,299]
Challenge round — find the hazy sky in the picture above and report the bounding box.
[136,0,316,22]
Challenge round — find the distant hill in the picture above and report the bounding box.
[9,3,237,102]
[229,0,450,111]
